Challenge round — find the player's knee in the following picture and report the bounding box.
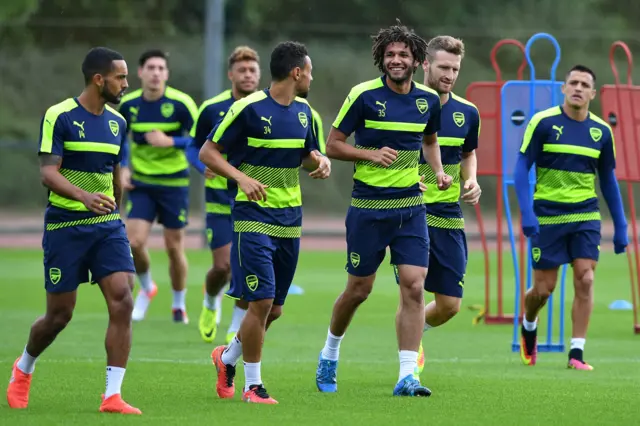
[267,305,282,324]
[533,276,556,299]
[108,285,134,318]
[438,298,461,320]
[345,279,374,305]
[248,299,273,323]
[165,240,185,260]
[213,258,231,276]
[574,267,594,299]
[128,235,146,253]
[400,281,423,304]
[398,273,425,304]
[532,285,554,300]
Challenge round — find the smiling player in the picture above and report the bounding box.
[315,21,451,397]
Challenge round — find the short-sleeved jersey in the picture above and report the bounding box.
[519,105,616,225]
[191,89,236,215]
[207,89,319,238]
[421,93,480,229]
[38,97,127,230]
[119,86,198,187]
[333,76,441,209]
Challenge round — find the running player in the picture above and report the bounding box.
[188,46,261,344]
[118,49,198,324]
[315,21,451,397]
[200,41,330,404]
[409,35,481,377]
[514,64,628,370]
[6,47,140,415]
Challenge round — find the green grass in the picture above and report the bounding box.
[1,248,638,425]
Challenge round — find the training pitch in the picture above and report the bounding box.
[0,248,638,425]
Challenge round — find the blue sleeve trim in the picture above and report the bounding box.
[600,169,627,228]
[186,141,205,174]
[514,154,535,220]
[120,138,130,167]
[172,136,191,149]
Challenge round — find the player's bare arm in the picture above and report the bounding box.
[144,129,175,147]
[199,140,268,201]
[460,150,481,205]
[422,133,452,190]
[302,150,331,179]
[39,154,115,215]
[325,127,397,167]
[120,165,134,191]
[204,167,217,179]
[112,163,123,209]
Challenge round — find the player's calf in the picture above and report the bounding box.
[395,265,427,385]
[7,291,76,409]
[568,259,596,369]
[128,220,157,322]
[328,274,375,337]
[200,253,231,342]
[100,272,134,366]
[97,272,139,412]
[165,229,189,322]
[424,294,461,328]
[32,304,75,350]
[240,300,273,361]
[417,294,461,377]
[317,274,374,393]
[238,299,278,402]
[523,268,558,325]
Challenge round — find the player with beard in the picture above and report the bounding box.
[7,47,141,415]
[315,21,451,397]
[187,46,261,344]
[405,35,482,378]
[201,41,330,404]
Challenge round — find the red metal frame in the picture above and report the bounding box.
[600,41,640,334]
[467,39,527,324]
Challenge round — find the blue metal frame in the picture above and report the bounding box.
[501,33,567,353]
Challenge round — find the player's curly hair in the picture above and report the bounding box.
[371,19,427,74]
[270,41,308,81]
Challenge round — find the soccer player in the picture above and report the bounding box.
[200,41,330,404]
[298,92,326,154]
[514,64,628,370]
[6,47,141,415]
[188,46,261,344]
[409,36,482,377]
[118,49,199,324]
[315,21,451,396]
